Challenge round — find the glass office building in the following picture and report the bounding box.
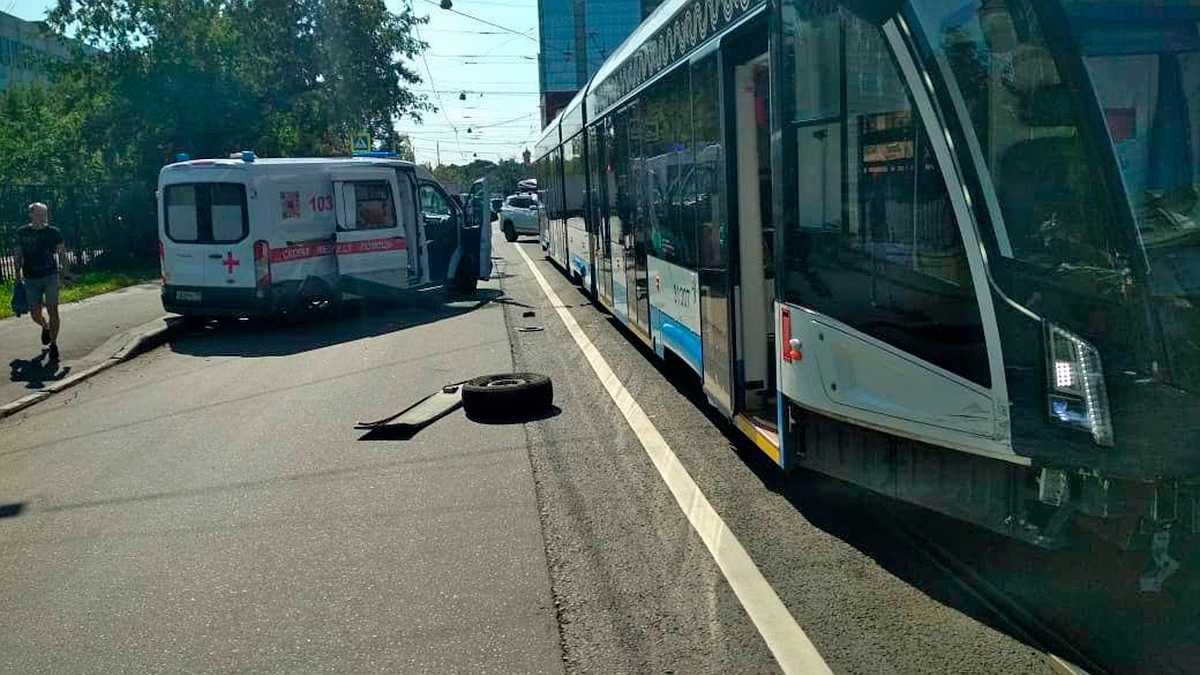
[538,0,663,126]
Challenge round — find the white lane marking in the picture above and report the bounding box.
[514,245,834,675]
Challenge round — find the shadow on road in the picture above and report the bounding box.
[170,289,504,358]
[593,298,1195,675]
[9,355,71,390]
[724,421,1196,675]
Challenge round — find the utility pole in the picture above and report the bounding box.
[436,141,442,167]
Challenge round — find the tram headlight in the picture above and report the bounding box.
[1047,323,1113,447]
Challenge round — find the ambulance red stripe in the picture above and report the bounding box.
[267,237,405,264]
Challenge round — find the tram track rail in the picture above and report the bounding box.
[880,507,1106,675]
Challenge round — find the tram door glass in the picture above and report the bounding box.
[613,101,650,332]
[780,4,989,386]
[694,52,735,413]
[588,123,610,303]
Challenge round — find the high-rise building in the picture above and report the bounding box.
[537,0,664,127]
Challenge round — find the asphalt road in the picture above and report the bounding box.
[0,231,1190,673]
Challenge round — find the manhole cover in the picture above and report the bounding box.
[518,326,545,333]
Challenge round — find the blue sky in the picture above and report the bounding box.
[3,0,542,166]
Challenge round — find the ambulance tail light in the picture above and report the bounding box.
[253,240,272,295]
[158,239,166,284]
[1046,323,1113,446]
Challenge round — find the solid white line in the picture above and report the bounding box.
[513,244,834,675]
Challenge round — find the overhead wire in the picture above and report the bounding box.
[415,0,538,42]
[406,0,466,163]
[403,0,540,163]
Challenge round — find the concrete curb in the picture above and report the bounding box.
[0,316,185,420]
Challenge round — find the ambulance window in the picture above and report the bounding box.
[352,181,397,230]
[211,183,245,241]
[164,183,248,244]
[165,185,199,241]
[420,184,452,217]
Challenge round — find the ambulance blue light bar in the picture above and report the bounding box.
[352,151,398,158]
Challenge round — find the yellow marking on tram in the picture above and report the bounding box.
[735,413,782,466]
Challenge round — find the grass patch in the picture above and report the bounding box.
[1,268,159,320]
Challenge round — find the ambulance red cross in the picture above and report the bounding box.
[158,151,493,319]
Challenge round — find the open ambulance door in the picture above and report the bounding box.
[450,177,494,284]
[331,167,414,296]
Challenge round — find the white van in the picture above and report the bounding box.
[158,152,493,319]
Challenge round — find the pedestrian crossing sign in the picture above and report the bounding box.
[351,131,372,153]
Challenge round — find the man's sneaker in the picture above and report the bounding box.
[40,327,50,345]
[48,343,59,361]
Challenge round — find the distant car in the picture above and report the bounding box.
[499,194,539,242]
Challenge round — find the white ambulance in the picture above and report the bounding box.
[157,152,494,319]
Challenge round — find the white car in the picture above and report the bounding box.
[499,194,539,242]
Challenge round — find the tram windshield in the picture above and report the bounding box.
[912,0,1200,389]
[1061,1,1200,294]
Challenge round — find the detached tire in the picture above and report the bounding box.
[503,222,518,242]
[462,372,553,421]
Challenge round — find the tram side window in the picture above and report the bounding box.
[611,106,633,248]
[536,151,553,227]
[912,0,1122,275]
[563,133,586,225]
[641,67,698,268]
[782,5,990,386]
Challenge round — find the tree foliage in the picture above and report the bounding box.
[0,0,432,266]
[41,0,431,182]
[428,159,533,196]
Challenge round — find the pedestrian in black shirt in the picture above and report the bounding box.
[14,202,74,361]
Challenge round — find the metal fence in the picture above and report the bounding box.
[0,183,156,281]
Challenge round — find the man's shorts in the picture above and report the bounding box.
[24,273,60,307]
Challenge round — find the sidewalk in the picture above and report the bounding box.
[1,282,170,408]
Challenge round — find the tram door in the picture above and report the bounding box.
[731,48,775,419]
[695,48,735,415]
[626,100,651,337]
[698,25,772,419]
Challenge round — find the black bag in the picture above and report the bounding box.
[10,281,28,317]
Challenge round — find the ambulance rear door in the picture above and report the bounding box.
[330,167,412,295]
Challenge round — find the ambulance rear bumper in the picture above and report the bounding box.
[162,284,280,317]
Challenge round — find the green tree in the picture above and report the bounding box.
[47,0,432,177]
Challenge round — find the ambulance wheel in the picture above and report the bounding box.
[461,372,553,421]
[503,222,518,242]
[451,256,478,296]
[293,279,342,321]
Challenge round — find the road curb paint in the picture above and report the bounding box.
[0,318,182,420]
[513,243,834,675]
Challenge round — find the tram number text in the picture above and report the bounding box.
[672,285,693,309]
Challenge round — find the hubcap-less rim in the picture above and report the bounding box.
[487,377,527,388]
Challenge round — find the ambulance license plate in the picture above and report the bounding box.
[177,290,202,302]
